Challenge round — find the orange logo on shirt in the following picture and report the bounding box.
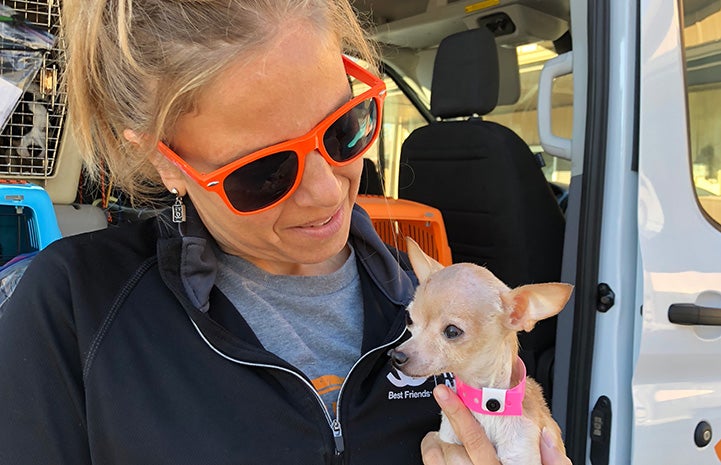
[312,375,344,396]
[312,375,345,413]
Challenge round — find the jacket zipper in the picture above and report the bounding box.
[189,317,409,460]
[332,326,408,451]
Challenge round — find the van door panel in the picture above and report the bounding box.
[636,0,721,463]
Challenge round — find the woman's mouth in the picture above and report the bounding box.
[293,207,345,238]
[304,216,333,228]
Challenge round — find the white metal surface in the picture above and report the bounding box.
[585,0,640,463]
[635,0,721,462]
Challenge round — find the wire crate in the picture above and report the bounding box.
[0,0,66,178]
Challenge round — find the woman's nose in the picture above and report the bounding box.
[292,150,343,207]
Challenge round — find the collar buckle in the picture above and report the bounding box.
[454,357,526,416]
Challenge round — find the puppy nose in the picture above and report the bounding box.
[387,348,409,368]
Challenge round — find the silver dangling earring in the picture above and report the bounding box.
[171,188,186,223]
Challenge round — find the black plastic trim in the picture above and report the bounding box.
[631,0,641,173]
[565,0,611,463]
[669,303,721,326]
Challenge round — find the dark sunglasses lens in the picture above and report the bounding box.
[223,150,299,212]
[323,98,378,163]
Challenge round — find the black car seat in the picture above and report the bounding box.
[360,158,385,195]
[398,27,566,396]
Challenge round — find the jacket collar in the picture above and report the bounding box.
[156,200,217,313]
[156,201,416,314]
[349,204,416,306]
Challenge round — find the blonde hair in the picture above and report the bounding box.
[62,0,378,205]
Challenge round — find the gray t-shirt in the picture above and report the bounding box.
[215,245,363,417]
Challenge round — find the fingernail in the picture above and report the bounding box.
[541,427,554,448]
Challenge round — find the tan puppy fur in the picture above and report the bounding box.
[393,238,572,465]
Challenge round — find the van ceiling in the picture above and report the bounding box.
[352,0,430,23]
[351,0,570,49]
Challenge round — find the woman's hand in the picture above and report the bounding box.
[540,426,572,465]
[421,385,572,465]
[421,385,500,465]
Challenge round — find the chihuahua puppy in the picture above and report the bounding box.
[390,238,572,465]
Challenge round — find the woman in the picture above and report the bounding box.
[0,1,570,463]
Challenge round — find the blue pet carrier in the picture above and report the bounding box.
[0,182,61,311]
[0,181,61,264]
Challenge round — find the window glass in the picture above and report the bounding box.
[378,76,428,197]
[373,40,573,198]
[351,64,428,198]
[682,1,721,224]
[485,42,573,187]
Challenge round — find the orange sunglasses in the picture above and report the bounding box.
[157,56,386,215]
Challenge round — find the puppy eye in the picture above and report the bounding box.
[405,310,413,326]
[443,325,463,339]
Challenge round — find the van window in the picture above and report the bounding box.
[380,76,428,197]
[485,42,573,187]
[376,42,573,195]
[349,62,427,198]
[682,1,721,225]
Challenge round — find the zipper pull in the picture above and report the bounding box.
[332,418,345,455]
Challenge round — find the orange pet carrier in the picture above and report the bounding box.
[356,195,452,266]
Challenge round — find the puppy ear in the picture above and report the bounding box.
[501,283,573,332]
[405,237,444,284]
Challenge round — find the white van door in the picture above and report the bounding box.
[635,0,721,463]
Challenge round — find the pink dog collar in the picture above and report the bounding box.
[454,357,526,416]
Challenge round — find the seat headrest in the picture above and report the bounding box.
[430,28,500,119]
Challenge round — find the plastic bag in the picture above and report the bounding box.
[0,252,36,319]
[0,6,56,132]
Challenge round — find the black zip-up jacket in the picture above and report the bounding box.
[0,204,442,464]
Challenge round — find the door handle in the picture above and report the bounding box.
[668,303,721,326]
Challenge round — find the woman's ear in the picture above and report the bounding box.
[124,129,187,195]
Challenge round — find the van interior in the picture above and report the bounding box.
[3,0,721,464]
[0,0,585,457]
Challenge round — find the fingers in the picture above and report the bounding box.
[432,384,501,465]
[540,427,573,465]
[421,432,446,464]
[427,385,570,465]
[421,432,481,465]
